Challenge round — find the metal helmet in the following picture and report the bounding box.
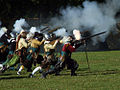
[44,34,51,40]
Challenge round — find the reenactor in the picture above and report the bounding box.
[0,30,28,73]
[29,34,59,78]
[17,32,45,75]
[0,37,16,71]
[40,35,83,78]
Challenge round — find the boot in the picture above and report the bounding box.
[17,71,21,75]
[71,70,77,76]
[55,72,60,76]
[41,72,47,78]
[41,69,54,78]
[71,73,77,76]
[28,74,34,78]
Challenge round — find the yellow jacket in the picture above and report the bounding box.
[44,40,58,52]
[29,39,44,48]
[18,38,28,50]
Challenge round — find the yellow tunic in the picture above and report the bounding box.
[29,39,44,48]
[18,38,28,50]
[44,40,58,52]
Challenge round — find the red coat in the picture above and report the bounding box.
[62,43,75,53]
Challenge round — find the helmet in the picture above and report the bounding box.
[34,32,44,41]
[44,34,51,40]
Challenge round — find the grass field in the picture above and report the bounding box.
[0,51,120,90]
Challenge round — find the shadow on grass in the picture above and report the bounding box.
[77,68,89,71]
[0,76,28,80]
[0,73,12,76]
[1,69,120,79]
[57,69,120,77]
[77,69,120,76]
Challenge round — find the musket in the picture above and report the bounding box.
[48,26,61,33]
[81,31,106,41]
[40,26,61,34]
[40,26,49,32]
[73,31,106,43]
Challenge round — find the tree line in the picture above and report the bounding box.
[0,0,104,29]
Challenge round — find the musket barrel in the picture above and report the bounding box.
[40,26,49,32]
[48,27,61,33]
[81,31,106,41]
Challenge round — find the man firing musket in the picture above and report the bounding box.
[39,29,106,78]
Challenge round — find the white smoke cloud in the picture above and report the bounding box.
[13,18,29,33]
[29,26,41,34]
[26,27,41,40]
[53,28,68,37]
[30,27,37,34]
[49,0,120,44]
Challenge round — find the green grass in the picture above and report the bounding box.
[1,51,120,90]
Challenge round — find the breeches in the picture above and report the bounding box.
[63,58,79,71]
